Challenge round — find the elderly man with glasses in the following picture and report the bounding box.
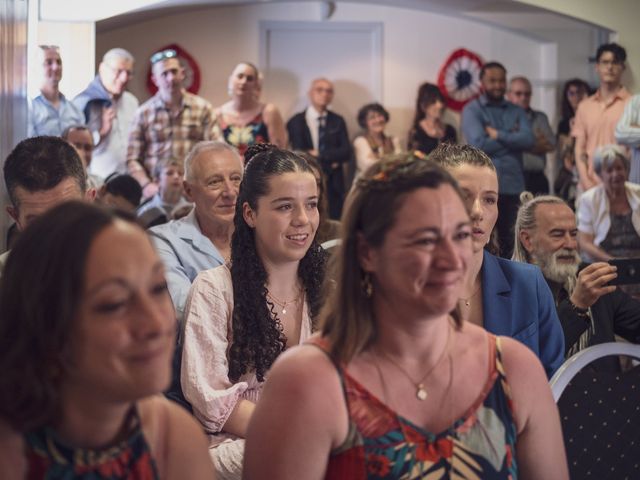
[507,76,556,195]
[126,49,216,200]
[74,48,139,180]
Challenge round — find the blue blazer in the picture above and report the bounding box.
[481,250,565,378]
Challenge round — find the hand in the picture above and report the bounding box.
[485,126,498,140]
[562,150,575,170]
[331,162,340,170]
[570,262,618,309]
[532,132,554,154]
[309,149,319,157]
[99,106,116,139]
[142,182,159,201]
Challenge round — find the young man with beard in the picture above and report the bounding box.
[512,193,640,371]
[462,62,535,258]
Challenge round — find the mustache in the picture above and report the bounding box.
[553,248,580,263]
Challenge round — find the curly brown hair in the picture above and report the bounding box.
[228,144,327,382]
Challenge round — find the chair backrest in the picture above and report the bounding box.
[550,342,640,401]
[549,342,640,479]
[320,238,341,251]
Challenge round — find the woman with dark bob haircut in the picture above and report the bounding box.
[352,102,401,180]
[244,154,568,479]
[180,144,327,478]
[0,202,213,478]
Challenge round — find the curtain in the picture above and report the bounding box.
[0,0,28,250]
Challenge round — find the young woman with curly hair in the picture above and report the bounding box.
[180,144,327,479]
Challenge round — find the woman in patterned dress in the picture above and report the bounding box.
[0,202,213,479]
[214,62,287,157]
[244,154,568,480]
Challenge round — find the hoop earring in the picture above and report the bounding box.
[362,272,373,298]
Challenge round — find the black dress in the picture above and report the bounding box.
[408,123,457,156]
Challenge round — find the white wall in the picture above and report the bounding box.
[96,1,598,144]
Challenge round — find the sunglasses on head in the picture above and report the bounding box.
[150,49,177,65]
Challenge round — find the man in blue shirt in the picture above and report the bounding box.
[28,45,85,137]
[462,61,534,258]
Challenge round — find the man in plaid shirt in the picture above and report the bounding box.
[127,49,216,198]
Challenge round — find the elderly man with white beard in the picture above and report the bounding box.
[512,192,640,372]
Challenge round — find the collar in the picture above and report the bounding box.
[151,90,189,111]
[306,105,327,120]
[592,86,631,106]
[478,93,508,107]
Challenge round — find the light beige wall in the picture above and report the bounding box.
[518,0,640,90]
[33,21,95,98]
[96,2,593,142]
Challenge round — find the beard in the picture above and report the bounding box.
[531,247,580,286]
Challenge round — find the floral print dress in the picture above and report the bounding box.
[24,408,159,480]
[314,335,518,480]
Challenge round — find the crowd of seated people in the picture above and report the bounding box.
[3,37,640,479]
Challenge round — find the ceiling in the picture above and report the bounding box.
[39,0,606,38]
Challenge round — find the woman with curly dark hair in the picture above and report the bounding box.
[180,144,327,479]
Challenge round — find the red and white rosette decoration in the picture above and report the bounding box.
[437,48,484,112]
[147,43,201,96]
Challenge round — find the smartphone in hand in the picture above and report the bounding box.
[608,258,640,285]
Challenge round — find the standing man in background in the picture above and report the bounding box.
[29,45,85,137]
[573,42,630,192]
[74,48,139,180]
[462,61,534,257]
[287,78,351,219]
[127,49,216,199]
[507,76,555,194]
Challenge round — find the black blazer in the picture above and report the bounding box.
[556,286,640,372]
[287,109,351,177]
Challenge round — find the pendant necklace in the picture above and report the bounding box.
[377,323,452,401]
[266,288,302,315]
[459,283,481,307]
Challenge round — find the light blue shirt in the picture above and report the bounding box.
[148,208,224,322]
[615,94,640,184]
[28,93,85,137]
[461,94,535,194]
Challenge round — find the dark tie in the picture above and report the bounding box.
[318,115,326,154]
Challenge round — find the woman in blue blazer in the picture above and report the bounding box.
[432,143,564,377]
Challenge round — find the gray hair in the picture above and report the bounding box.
[508,76,531,90]
[102,48,134,64]
[512,192,568,263]
[183,141,242,182]
[592,144,629,175]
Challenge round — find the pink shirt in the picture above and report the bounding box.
[573,86,631,163]
[180,265,312,449]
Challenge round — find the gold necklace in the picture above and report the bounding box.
[266,288,302,315]
[459,283,481,307]
[376,323,452,401]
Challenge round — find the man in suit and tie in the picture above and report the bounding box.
[287,78,351,219]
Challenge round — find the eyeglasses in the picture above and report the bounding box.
[105,63,133,78]
[598,59,623,67]
[150,49,177,65]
